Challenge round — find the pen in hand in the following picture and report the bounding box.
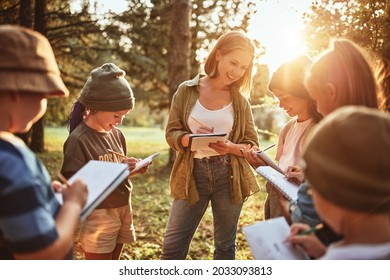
[108,149,128,159]
[57,172,70,190]
[190,116,214,133]
[283,223,324,243]
[190,116,205,126]
[52,172,70,193]
[256,143,276,154]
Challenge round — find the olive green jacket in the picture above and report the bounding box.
[165,75,260,205]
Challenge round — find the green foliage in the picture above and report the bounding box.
[304,0,390,112]
[106,0,171,111]
[251,63,271,105]
[121,102,168,128]
[38,126,270,260]
[107,0,261,112]
[304,0,390,59]
[190,0,258,75]
[0,0,117,125]
[0,0,269,124]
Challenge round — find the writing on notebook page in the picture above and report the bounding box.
[242,217,308,260]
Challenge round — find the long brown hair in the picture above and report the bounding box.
[204,30,255,96]
[306,39,379,109]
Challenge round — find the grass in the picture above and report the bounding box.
[38,126,275,260]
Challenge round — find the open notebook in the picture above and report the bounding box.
[56,160,129,221]
[243,217,309,260]
[256,166,300,201]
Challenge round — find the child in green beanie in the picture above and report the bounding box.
[61,63,147,260]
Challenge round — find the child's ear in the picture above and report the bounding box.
[325,83,337,103]
[215,49,221,62]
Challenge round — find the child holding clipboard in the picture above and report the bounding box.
[0,25,88,259]
[61,63,149,260]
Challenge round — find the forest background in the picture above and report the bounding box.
[0,0,389,259]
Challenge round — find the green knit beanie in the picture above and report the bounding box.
[78,63,135,111]
[302,106,390,214]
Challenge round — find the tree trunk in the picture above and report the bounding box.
[15,0,34,145]
[20,0,33,28]
[168,0,191,165]
[30,0,47,153]
[34,0,46,33]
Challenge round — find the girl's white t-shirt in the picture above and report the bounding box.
[321,241,390,260]
[188,99,234,158]
[278,118,314,172]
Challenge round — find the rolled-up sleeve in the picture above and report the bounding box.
[165,85,191,152]
[241,98,259,147]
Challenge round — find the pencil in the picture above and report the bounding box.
[57,172,70,187]
[190,116,205,126]
[283,223,323,243]
[298,223,324,236]
[256,143,276,154]
[108,149,127,159]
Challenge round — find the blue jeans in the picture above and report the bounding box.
[161,155,243,260]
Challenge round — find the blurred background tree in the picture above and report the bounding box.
[1,0,389,151]
[0,0,109,151]
[304,0,390,111]
[304,0,389,57]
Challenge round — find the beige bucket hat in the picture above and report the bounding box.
[0,24,68,97]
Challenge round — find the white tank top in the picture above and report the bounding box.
[188,100,234,158]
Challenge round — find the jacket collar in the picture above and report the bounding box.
[184,74,204,87]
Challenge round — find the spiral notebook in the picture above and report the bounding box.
[256,166,299,201]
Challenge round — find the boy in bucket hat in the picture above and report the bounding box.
[287,106,390,260]
[61,63,147,260]
[0,25,88,259]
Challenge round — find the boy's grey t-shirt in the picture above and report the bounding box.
[61,122,131,209]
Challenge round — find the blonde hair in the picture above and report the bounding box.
[204,30,255,96]
[305,39,379,109]
[377,58,390,112]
